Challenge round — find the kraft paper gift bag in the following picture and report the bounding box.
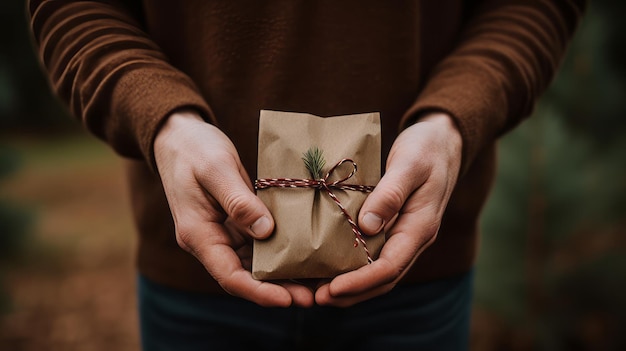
[252,110,385,280]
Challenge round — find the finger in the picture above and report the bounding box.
[278,281,315,308]
[315,281,395,307]
[224,217,253,269]
[197,160,274,239]
[235,245,252,271]
[223,217,251,250]
[358,165,428,235]
[237,161,256,192]
[177,204,306,307]
[330,188,442,296]
[181,221,293,307]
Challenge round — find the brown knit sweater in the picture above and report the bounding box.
[28,0,584,293]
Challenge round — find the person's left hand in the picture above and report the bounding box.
[314,112,462,307]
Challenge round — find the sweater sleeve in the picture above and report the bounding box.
[28,0,213,169]
[400,0,586,176]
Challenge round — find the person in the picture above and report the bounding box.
[28,0,585,349]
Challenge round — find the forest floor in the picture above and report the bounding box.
[0,134,139,351]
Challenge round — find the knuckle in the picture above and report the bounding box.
[216,279,235,296]
[206,148,233,165]
[420,218,440,245]
[174,226,195,253]
[215,272,241,298]
[423,225,439,247]
[223,192,256,224]
[423,205,442,231]
[379,258,403,282]
[424,220,440,237]
[379,183,407,215]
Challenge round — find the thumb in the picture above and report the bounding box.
[358,167,426,235]
[199,163,274,239]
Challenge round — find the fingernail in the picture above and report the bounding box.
[362,212,384,233]
[250,216,271,237]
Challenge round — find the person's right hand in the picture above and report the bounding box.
[154,110,314,307]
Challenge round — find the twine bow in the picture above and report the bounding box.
[255,158,375,264]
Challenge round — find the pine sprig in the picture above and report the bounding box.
[302,147,326,179]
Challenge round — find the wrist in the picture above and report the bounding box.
[155,110,204,148]
[419,112,462,146]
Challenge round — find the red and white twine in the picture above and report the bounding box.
[255,159,375,264]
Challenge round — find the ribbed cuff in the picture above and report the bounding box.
[108,66,214,172]
[400,65,509,177]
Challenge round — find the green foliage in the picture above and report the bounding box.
[0,145,31,313]
[546,1,626,146]
[474,121,532,323]
[0,0,73,132]
[475,2,626,348]
[302,147,326,179]
[0,145,30,261]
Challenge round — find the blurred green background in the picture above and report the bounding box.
[1,1,625,350]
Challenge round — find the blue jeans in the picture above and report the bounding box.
[138,270,473,351]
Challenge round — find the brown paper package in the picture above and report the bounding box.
[252,110,385,280]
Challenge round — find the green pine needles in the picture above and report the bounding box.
[302,147,326,179]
